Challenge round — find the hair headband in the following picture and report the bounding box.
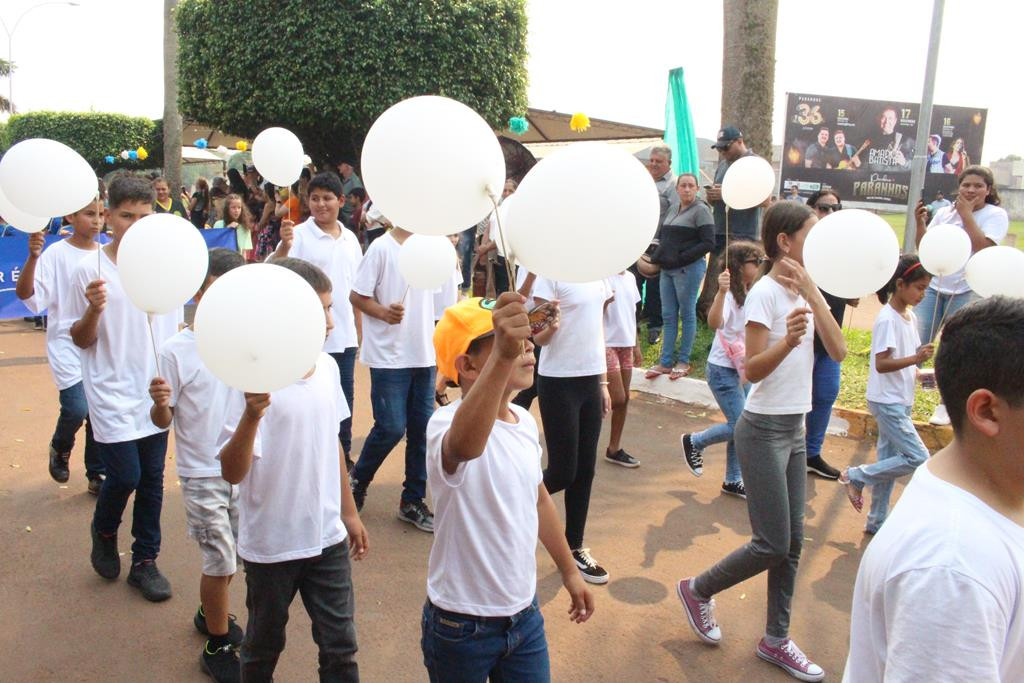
[899,262,923,279]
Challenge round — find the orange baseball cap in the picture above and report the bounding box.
[434,297,497,384]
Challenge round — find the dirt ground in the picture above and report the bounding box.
[0,318,893,682]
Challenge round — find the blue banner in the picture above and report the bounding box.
[0,228,238,320]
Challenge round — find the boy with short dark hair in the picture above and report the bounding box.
[422,293,594,681]
[219,257,368,681]
[149,248,245,683]
[67,176,182,601]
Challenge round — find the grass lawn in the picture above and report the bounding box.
[879,212,1023,251]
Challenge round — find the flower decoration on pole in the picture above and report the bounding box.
[120,150,131,160]
[128,150,139,160]
[104,155,116,165]
[194,137,208,149]
[508,116,529,136]
[235,140,248,152]
[136,146,149,161]
[569,112,591,133]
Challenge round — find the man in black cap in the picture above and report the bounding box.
[335,159,364,227]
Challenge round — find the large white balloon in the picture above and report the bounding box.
[361,96,505,236]
[118,213,209,314]
[0,138,98,217]
[195,264,327,393]
[803,209,900,299]
[507,143,659,282]
[0,183,49,232]
[918,224,972,276]
[251,127,305,187]
[398,234,458,290]
[721,155,776,210]
[965,246,1024,298]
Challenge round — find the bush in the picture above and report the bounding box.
[2,111,163,170]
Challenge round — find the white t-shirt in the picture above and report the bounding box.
[926,204,1009,295]
[426,400,543,616]
[433,267,463,321]
[534,278,611,378]
[159,328,234,478]
[707,291,744,369]
[287,218,363,352]
[844,463,1024,682]
[218,353,350,563]
[66,250,182,443]
[24,239,98,390]
[351,232,436,369]
[604,271,641,347]
[866,304,921,406]
[743,276,814,415]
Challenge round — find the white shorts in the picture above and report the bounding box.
[180,476,239,577]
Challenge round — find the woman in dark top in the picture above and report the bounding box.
[649,173,716,379]
[188,177,210,229]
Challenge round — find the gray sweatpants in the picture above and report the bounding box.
[692,411,806,639]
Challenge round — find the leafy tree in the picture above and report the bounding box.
[3,111,164,170]
[0,58,13,113]
[176,0,528,165]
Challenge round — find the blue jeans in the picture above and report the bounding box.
[458,227,476,288]
[329,348,357,458]
[51,381,104,479]
[353,366,436,503]
[805,348,841,459]
[849,401,929,533]
[916,287,977,343]
[421,597,550,683]
[92,431,169,562]
[659,259,707,367]
[690,362,748,484]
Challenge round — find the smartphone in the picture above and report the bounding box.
[528,302,557,336]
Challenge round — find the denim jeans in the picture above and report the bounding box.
[916,287,977,343]
[805,348,841,459]
[690,362,748,484]
[51,380,104,479]
[849,401,929,533]
[92,431,168,562]
[352,366,435,503]
[329,348,357,458]
[421,597,549,683]
[458,227,476,288]
[659,259,707,367]
[242,540,358,682]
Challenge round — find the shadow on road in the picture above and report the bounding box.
[642,489,750,568]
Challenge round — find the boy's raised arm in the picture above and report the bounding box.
[220,393,269,484]
[15,232,45,301]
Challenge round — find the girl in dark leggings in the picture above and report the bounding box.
[532,277,612,584]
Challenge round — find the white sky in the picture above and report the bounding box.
[2,0,1018,161]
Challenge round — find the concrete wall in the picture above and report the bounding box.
[998,187,1024,222]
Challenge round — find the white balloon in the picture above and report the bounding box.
[195,263,327,393]
[721,155,776,210]
[118,213,209,314]
[965,246,1024,298]
[918,224,972,276]
[398,234,458,290]
[362,96,506,236]
[251,127,305,187]
[0,183,49,232]
[0,139,98,217]
[507,143,659,282]
[804,209,900,299]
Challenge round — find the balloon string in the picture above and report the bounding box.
[928,289,942,342]
[488,192,516,290]
[401,285,410,303]
[147,313,161,378]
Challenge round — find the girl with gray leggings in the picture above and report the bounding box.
[675,202,846,682]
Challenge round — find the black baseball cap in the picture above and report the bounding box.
[712,126,743,150]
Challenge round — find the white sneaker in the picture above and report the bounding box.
[928,403,951,426]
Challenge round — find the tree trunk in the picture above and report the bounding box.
[721,0,778,159]
[163,0,182,190]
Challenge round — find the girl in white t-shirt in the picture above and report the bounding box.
[840,255,933,533]
[602,271,643,468]
[681,240,765,499]
[677,202,845,682]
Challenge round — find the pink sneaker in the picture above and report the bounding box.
[676,578,721,644]
[756,638,824,682]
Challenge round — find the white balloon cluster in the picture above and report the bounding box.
[0,138,99,231]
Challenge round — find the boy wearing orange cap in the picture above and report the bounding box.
[422,293,594,681]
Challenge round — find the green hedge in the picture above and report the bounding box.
[2,111,163,170]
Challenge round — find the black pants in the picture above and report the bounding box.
[241,540,358,682]
[629,263,662,329]
[537,375,602,549]
[511,346,541,410]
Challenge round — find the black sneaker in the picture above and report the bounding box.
[680,434,704,477]
[87,475,104,496]
[48,445,70,483]
[194,606,244,646]
[90,523,120,579]
[647,328,661,345]
[605,449,640,468]
[572,548,609,585]
[350,478,367,512]
[200,641,240,683]
[806,455,840,480]
[398,500,434,533]
[720,481,746,499]
[127,560,173,602]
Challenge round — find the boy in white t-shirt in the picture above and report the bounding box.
[148,248,245,682]
[219,257,368,681]
[423,293,594,681]
[15,198,105,492]
[67,177,183,602]
[844,297,1024,682]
